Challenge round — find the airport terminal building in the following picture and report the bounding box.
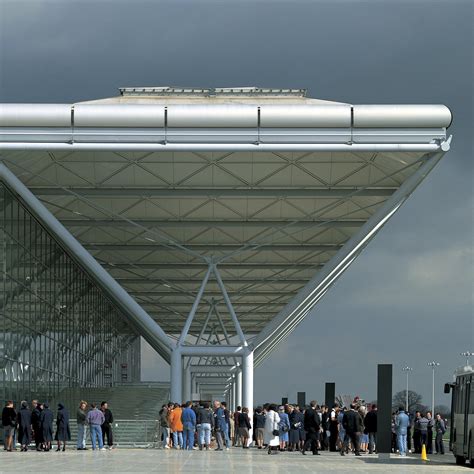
[0,87,452,411]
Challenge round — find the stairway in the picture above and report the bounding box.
[53,383,170,420]
[49,383,170,446]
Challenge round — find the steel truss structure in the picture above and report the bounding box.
[0,87,452,429]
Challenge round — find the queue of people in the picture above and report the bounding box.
[2,399,114,452]
[3,397,447,457]
[158,399,369,455]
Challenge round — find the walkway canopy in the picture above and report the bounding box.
[0,87,452,403]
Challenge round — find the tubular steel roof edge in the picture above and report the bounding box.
[0,103,453,128]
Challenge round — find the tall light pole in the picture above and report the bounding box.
[460,351,473,366]
[402,366,413,412]
[427,361,440,414]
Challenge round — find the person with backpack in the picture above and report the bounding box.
[434,413,446,454]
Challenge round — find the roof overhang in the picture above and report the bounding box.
[0,92,453,367]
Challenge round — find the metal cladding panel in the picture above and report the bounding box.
[0,104,71,127]
[73,104,165,127]
[73,128,165,143]
[260,105,351,128]
[259,128,350,143]
[167,105,258,128]
[0,127,72,142]
[352,127,446,144]
[166,128,257,143]
[353,104,452,128]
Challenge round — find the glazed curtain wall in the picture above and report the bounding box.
[0,181,140,406]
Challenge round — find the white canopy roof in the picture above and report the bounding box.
[0,87,452,363]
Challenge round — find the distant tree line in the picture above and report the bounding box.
[334,391,450,418]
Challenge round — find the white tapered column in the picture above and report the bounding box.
[231,378,236,410]
[242,350,254,446]
[183,364,191,402]
[235,368,242,408]
[170,348,182,403]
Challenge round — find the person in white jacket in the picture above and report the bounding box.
[264,404,280,454]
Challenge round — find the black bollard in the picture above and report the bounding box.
[325,382,335,407]
[297,392,306,408]
[377,364,393,457]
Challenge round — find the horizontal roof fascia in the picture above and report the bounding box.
[0,103,452,128]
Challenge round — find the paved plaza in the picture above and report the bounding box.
[0,449,462,473]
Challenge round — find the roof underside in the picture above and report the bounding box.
[0,87,451,356]
[2,148,428,339]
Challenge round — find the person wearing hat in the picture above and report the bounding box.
[54,403,71,451]
[16,401,32,452]
[40,402,54,451]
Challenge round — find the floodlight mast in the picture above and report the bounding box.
[402,367,413,412]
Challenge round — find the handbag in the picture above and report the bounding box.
[272,429,279,436]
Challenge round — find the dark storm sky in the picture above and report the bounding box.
[1,0,472,407]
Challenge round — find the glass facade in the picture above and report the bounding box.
[0,181,140,407]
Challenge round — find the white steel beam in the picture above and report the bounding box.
[54,219,364,228]
[84,243,343,251]
[0,142,442,152]
[189,365,235,374]
[180,345,246,357]
[29,187,397,198]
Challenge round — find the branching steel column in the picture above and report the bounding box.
[177,265,212,346]
[213,264,247,347]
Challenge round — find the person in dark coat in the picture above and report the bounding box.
[364,404,377,454]
[16,401,32,451]
[31,400,43,451]
[341,404,363,456]
[237,407,252,449]
[55,403,71,451]
[302,401,321,455]
[100,401,114,449]
[2,400,17,452]
[40,402,54,451]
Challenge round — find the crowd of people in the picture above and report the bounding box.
[1,399,114,452]
[391,409,447,456]
[2,397,447,457]
[159,400,448,457]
